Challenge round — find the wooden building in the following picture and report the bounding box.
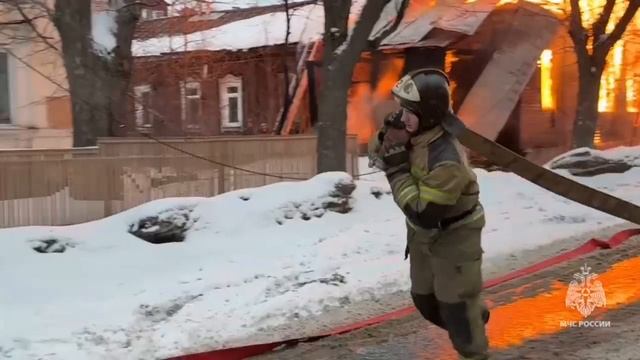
[129,0,640,164]
[126,2,317,136]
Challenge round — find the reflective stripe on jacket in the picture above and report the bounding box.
[389,125,484,230]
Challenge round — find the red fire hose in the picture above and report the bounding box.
[167,228,640,360]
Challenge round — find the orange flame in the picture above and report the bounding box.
[497,0,639,114]
[347,83,377,145]
[488,256,640,348]
[374,58,405,100]
[405,0,437,22]
[347,58,405,144]
[540,49,555,110]
[426,256,640,358]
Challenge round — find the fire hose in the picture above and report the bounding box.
[448,114,640,225]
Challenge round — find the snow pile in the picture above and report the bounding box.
[546,146,640,168]
[1,148,640,359]
[545,146,639,177]
[132,4,325,56]
[92,11,117,56]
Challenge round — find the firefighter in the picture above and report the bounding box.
[369,68,490,360]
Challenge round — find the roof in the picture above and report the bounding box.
[132,1,323,56]
[134,1,317,40]
[370,0,499,47]
[132,0,501,57]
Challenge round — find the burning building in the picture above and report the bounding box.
[283,0,640,164]
[128,0,639,164]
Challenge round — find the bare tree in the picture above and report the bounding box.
[0,0,153,147]
[317,0,407,172]
[568,0,639,148]
[52,0,143,147]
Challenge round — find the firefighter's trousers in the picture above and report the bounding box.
[406,213,490,360]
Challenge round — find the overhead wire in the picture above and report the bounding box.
[6,0,565,182]
[4,4,383,181]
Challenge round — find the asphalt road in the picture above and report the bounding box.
[254,232,640,360]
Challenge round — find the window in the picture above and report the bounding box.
[181,80,201,129]
[539,49,554,111]
[219,75,243,128]
[0,52,10,124]
[134,85,153,130]
[141,9,166,20]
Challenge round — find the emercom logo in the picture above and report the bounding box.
[560,263,611,328]
[565,263,607,318]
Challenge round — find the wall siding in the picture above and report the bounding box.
[129,46,297,137]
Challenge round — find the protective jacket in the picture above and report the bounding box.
[383,125,484,232]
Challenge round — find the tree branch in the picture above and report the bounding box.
[596,0,640,60]
[15,4,59,52]
[322,0,351,57]
[369,0,409,48]
[592,0,615,41]
[117,0,164,10]
[341,0,390,66]
[0,14,47,25]
[567,0,590,65]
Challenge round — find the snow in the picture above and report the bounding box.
[167,0,311,12]
[545,146,640,167]
[132,4,325,57]
[92,11,117,56]
[1,147,640,359]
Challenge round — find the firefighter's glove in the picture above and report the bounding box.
[380,127,411,179]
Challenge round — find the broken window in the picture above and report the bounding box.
[0,52,10,124]
[539,49,554,111]
[219,75,243,129]
[134,85,153,130]
[181,81,201,129]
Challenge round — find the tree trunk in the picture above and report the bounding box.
[53,0,138,147]
[316,0,407,173]
[65,65,130,147]
[566,0,639,149]
[66,72,112,147]
[317,66,352,172]
[573,68,603,148]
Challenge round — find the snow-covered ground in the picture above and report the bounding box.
[1,147,639,360]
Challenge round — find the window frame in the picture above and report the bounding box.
[134,84,153,130]
[151,10,165,19]
[0,50,12,125]
[140,8,165,20]
[181,80,202,130]
[218,74,243,129]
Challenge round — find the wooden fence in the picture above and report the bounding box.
[0,135,359,228]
